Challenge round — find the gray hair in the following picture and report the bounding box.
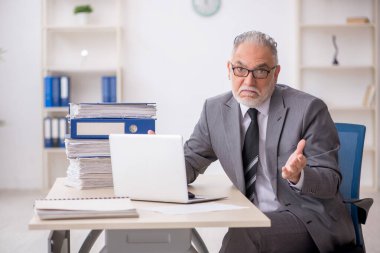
[232,31,278,64]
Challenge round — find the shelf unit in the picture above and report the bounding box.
[41,0,122,188]
[296,0,379,190]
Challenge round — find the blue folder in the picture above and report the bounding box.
[51,77,60,107]
[101,77,110,103]
[102,76,117,103]
[70,118,156,139]
[51,118,59,147]
[60,76,70,107]
[59,117,67,147]
[109,76,117,102]
[44,77,53,107]
[44,117,53,147]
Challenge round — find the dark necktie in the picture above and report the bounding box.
[242,108,259,201]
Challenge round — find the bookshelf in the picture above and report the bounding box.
[296,0,379,190]
[41,0,123,188]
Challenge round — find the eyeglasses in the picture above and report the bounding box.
[230,63,277,79]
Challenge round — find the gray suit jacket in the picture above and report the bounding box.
[184,84,355,252]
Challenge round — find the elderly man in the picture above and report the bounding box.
[184,31,355,252]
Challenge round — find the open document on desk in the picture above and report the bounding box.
[142,202,249,215]
[34,197,138,220]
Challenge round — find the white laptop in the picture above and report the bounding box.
[109,134,225,203]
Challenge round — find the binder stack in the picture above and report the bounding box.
[43,75,71,148]
[64,103,156,189]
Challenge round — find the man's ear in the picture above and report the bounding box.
[273,65,281,83]
[227,61,231,79]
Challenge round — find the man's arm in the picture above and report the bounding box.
[283,98,341,199]
[184,100,218,183]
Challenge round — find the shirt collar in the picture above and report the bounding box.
[240,96,271,118]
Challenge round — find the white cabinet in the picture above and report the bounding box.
[297,0,378,190]
[41,0,122,188]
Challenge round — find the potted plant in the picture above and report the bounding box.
[73,5,93,25]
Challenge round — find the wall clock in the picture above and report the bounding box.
[192,0,221,17]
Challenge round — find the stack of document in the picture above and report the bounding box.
[65,157,113,189]
[64,102,156,189]
[65,139,110,158]
[68,103,156,139]
[34,197,138,220]
[69,103,157,119]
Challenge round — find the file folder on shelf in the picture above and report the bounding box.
[44,77,53,107]
[44,117,53,147]
[109,77,117,103]
[44,76,60,107]
[70,118,155,139]
[59,117,67,147]
[60,76,70,107]
[102,76,116,103]
[52,118,59,147]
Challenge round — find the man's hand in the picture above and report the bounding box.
[147,130,155,135]
[281,139,306,184]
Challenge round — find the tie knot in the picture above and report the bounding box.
[247,108,258,120]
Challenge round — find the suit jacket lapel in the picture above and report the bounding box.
[221,96,245,193]
[266,87,288,195]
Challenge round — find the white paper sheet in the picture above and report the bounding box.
[141,203,248,215]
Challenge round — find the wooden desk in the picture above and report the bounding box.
[29,174,270,252]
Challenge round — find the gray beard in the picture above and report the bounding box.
[232,85,274,108]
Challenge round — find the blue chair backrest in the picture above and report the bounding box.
[335,123,366,247]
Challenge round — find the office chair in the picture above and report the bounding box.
[335,123,374,253]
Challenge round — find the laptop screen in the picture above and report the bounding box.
[109,134,190,202]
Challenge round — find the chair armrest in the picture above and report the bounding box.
[344,198,373,224]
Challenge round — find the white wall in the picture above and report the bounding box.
[0,0,297,189]
[122,0,297,174]
[0,0,42,188]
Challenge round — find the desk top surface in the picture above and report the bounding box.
[29,174,270,230]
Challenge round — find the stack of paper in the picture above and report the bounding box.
[34,197,138,220]
[65,157,113,189]
[65,139,110,158]
[69,103,157,119]
[64,102,156,189]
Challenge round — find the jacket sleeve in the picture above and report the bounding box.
[184,99,218,184]
[300,98,342,199]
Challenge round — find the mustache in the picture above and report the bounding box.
[238,86,261,95]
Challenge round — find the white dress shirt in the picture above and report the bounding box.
[240,99,304,212]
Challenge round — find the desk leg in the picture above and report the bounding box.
[79,230,103,253]
[104,229,199,253]
[191,228,209,253]
[48,230,70,253]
